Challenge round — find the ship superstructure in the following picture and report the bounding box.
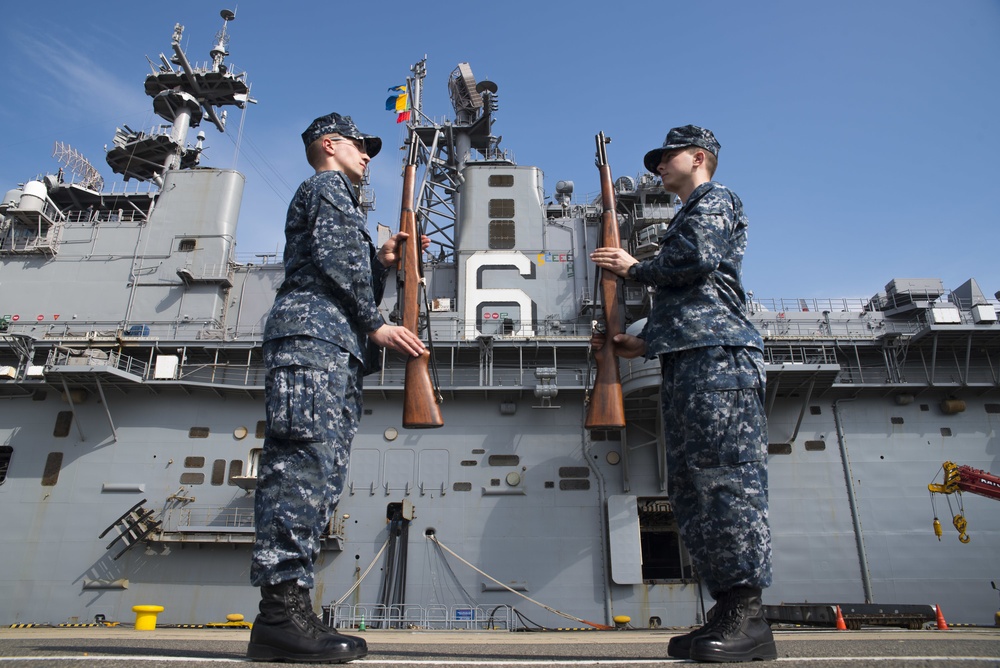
[0,12,998,629]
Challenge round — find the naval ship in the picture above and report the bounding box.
[1,11,998,630]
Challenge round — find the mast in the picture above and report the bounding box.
[403,59,504,264]
[105,9,255,185]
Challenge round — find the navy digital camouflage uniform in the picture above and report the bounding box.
[632,128,772,596]
[251,114,386,588]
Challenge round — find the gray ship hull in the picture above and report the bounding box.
[1,361,997,626]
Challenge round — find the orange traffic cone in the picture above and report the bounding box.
[935,605,949,630]
[835,606,847,631]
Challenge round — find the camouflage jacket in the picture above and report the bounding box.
[263,170,388,368]
[631,181,762,357]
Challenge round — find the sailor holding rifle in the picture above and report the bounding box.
[248,112,426,663]
[590,125,775,663]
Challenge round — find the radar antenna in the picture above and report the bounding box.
[448,63,484,123]
[52,142,104,191]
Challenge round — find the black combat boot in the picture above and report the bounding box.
[247,581,368,663]
[688,587,776,663]
[666,603,716,659]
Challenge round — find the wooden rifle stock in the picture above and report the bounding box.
[585,132,626,430]
[399,139,444,429]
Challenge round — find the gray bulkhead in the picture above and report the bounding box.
[0,169,242,338]
[454,164,591,340]
[128,169,243,330]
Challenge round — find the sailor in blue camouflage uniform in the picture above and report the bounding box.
[590,125,775,663]
[248,112,426,664]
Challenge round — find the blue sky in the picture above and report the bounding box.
[1,0,998,302]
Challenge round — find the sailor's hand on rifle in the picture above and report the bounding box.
[369,324,425,357]
[590,332,647,360]
[377,232,432,268]
[589,247,638,278]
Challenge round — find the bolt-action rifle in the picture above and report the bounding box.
[585,132,626,430]
[398,137,443,428]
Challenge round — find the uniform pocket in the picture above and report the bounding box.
[266,365,327,442]
[681,347,766,468]
[691,346,760,392]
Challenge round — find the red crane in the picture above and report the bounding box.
[928,461,1000,543]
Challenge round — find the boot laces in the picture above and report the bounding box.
[700,592,749,638]
[289,588,338,636]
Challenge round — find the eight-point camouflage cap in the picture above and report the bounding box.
[301,112,382,158]
[643,125,720,173]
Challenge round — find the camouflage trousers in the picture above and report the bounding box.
[660,345,772,596]
[251,336,363,588]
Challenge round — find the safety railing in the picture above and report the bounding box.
[325,603,514,631]
[45,347,148,378]
[160,505,255,533]
[762,343,838,366]
[63,209,147,224]
[176,262,234,282]
[750,297,875,314]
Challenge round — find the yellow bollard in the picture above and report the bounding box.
[132,605,164,631]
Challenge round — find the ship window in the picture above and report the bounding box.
[985,403,1000,414]
[804,440,826,451]
[189,427,210,438]
[488,455,520,467]
[460,460,477,466]
[488,174,514,187]
[178,239,196,252]
[184,456,205,468]
[544,481,554,488]
[227,460,243,485]
[940,427,952,437]
[41,452,63,486]
[890,417,904,425]
[559,479,590,491]
[810,406,822,415]
[589,430,623,442]
[488,220,515,249]
[559,467,589,479]
[452,482,472,492]
[180,472,204,485]
[0,446,13,484]
[211,459,226,486]
[256,421,266,439]
[53,411,73,438]
[768,443,792,455]
[488,199,515,218]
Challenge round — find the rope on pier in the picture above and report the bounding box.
[429,534,613,630]
[333,537,390,606]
